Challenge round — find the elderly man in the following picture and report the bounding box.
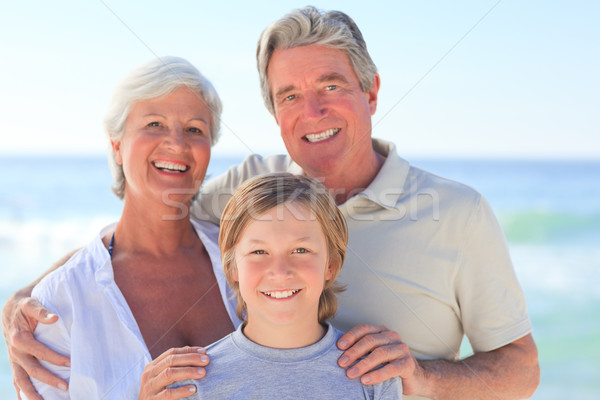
[3,6,539,400]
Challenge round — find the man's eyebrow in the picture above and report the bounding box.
[275,85,296,99]
[317,72,349,84]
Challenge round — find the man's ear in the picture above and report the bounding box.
[111,138,123,165]
[367,73,381,115]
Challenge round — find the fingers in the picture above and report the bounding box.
[21,298,58,327]
[11,350,68,391]
[140,347,209,397]
[337,324,391,350]
[11,330,70,367]
[158,384,198,400]
[338,325,401,367]
[13,364,43,400]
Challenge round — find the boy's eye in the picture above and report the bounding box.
[251,250,266,255]
[292,248,308,254]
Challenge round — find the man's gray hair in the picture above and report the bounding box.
[257,6,377,115]
[103,56,222,199]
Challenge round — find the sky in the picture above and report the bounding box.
[1,0,598,159]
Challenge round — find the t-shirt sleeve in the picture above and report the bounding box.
[374,376,403,399]
[456,195,532,352]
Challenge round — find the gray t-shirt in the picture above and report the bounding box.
[173,323,402,399]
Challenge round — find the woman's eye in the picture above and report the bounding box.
[188,127,204,135]
[148,121,161,127]
[251,250,266,255]
[293,248,308,254]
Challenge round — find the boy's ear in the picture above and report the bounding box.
[325,262,334,281]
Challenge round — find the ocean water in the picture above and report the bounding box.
[1,155,599,399]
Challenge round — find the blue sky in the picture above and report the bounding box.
[1,0,598,159]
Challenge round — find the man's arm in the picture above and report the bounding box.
[2,250,78,400]
[337,325,540,400]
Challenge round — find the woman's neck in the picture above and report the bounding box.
[112,195,197,257]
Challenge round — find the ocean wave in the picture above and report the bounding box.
[499,210,600,244]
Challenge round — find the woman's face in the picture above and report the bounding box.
[112,87,212,208]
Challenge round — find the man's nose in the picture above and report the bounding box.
[303,91,327,119]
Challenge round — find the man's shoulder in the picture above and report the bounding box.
[408,164,482,203]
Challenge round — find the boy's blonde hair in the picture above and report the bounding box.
[219,173,348,323]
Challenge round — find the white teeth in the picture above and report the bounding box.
[263,289,300,299]
[153,160,188,172]
[304,128,340,143]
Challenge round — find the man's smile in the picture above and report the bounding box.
[303,128,340,143]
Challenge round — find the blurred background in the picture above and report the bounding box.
[2,1,599,398]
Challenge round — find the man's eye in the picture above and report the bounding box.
[326,85,337,91]
[285,94,296,101]
[293,248,308,254]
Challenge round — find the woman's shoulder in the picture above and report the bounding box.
[32,225,115,304]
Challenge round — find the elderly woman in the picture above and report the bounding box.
[22,57,240,399]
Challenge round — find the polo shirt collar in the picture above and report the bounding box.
[351,138,410,210]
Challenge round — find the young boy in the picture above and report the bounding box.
[175,173,402,399]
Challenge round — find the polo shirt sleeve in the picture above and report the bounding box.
[455,195,533,352]
[190,154,294,225]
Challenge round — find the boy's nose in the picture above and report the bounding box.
[267,257,293,278]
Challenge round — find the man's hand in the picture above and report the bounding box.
[2,294,70,400]
[337,324,428,395]
[138,347,210,400]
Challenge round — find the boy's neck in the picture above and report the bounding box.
[242,319,328,349]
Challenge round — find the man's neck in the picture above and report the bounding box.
[316,149,385,205]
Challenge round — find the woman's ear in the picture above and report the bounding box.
[111,138,123,165]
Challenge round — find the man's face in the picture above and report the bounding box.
[268,45,379,180]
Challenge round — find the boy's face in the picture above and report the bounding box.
[233,202,332,336]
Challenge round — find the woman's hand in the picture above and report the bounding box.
[2,293,71,400]
[337,324,426,395]
[138,347,210,400]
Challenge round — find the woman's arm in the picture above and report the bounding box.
[1,250,77,400]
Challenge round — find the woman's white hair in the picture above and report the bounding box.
[103,56,222,199]
[256,6,377,115]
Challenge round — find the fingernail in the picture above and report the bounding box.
[58,382,68,391]
[46,313,57,319]
[348,367,358,377]
[197,368,205,377]
[339,355,349,366]
[362,375,372,384]
[200,355,209,362]
[188,385,197,393]
[64,361,71,367]
[197,348,206,354]
[338,339,348,348]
